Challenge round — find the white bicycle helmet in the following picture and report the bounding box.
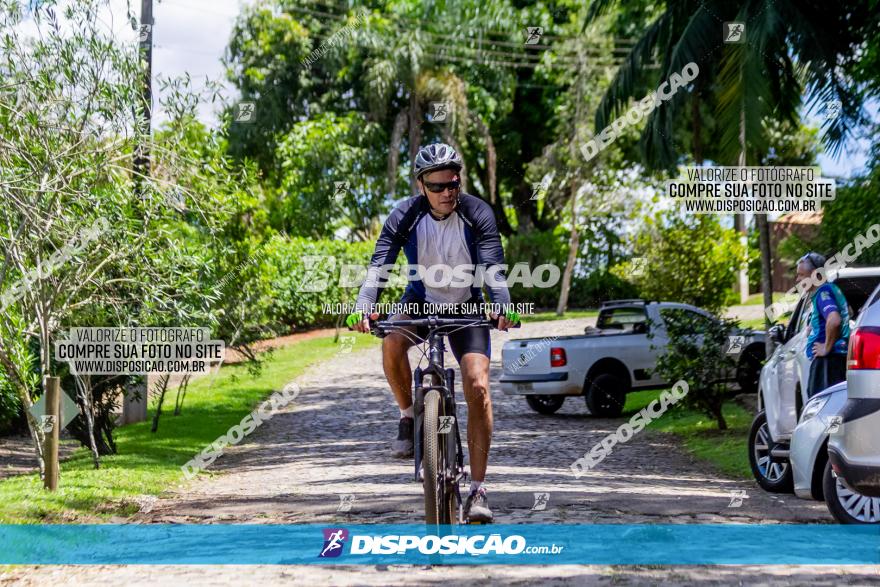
[413,143,463,179]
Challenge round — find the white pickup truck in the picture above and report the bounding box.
[500,300,766,417]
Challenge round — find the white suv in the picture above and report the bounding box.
[828,281,880,500]
[749,268,880,493]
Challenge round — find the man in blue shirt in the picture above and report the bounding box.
[798,252,850,398]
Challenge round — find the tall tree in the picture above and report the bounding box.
[585,0,879,318]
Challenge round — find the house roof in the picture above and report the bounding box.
[772,210,824,226]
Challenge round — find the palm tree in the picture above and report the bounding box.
[585,0,877,326]
[351,0,522,231]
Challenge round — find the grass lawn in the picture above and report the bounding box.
[623,389,753,479]
[739,292,785,306]
[528,309,598,322]
[0,334,379,524]
[738,316,770,330]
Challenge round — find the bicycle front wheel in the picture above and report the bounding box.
[423,389,442,526]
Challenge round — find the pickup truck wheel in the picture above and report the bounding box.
[585,373,627,418]
[525,395,565,415]
[747,410,793,493]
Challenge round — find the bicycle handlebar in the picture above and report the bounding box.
[370,315,520,337]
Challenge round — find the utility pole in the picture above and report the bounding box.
[124,0,153,426]
[134,0,153,197]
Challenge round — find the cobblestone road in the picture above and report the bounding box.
[6,319,879,585]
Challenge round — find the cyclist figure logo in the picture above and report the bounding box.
[524,26,543,45]
[827,416,843,435]
[824,100,842,121]
[235,102,256,123]
[727,490,748,508]
[531,492,549,511]
[723,22,745,44]
[430,102,450,123]
[630,256,647,277]
[318,528,349,558]
[338,335,356,354]
[726,336,745,355]
[296,255,335,293]
[138,24,151,44]
[333,181,349,203]
[38,415,56,434]
[437,416,455,434]
[337,494,355,512]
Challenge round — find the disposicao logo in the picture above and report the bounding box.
[318,528,349,558]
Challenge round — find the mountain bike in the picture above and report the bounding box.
[371,315,516,527]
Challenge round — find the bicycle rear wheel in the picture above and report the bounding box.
[423,389,442,525]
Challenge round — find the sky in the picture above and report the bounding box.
[29,0,880,180]
[115,0,252,124]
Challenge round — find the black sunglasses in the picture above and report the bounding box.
[423,179,461,194]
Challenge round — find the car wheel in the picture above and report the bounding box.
[747,410,793,493]
[525,395,565,415]
[585,373,627,418]
[736,347,764,395]
[823,461,880,524]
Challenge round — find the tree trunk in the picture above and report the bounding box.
[439,127,468,192]
[714,403,728,430]
[24,403,46,476]
[757,213,774,355]
[173,373,191,416]
[37,309,53,480]
[556,47,586,316]
[691,81,703,165]
[407,92,421,195]
[386,110,408,198]
[734,103,749,303]
[556,181,580,316]
[150,373,170,433]
[469,114,496,205]
[74,375,101,469]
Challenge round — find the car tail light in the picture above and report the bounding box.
[550,347,567,367]
[847,326,880,370]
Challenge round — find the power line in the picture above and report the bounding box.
[160,0,245,18]
[286,3,637,48]
[299,0,632,44]
[307,21,644,68]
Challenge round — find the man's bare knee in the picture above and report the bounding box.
[463,374,491,409]
[383,333,412,356]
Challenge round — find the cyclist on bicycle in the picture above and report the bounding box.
[347,142,516,523]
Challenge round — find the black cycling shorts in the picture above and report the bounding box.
[388,295,491,363]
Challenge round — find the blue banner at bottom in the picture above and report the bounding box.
[2,524,879,565]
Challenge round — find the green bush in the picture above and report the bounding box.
[503,230,641,310]
[264,237,407,329]
[815,181,880,266]
[503,229,569,308]
[0,374,22,435]
[651,310,742,430]
[613,215,745,313]
[568,270,639,307]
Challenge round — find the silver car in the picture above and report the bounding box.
[829,282,880,504]
[792,381,880,523]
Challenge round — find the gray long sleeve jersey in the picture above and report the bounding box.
[355,193,512,313]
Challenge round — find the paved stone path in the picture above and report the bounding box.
[6,318,880,585]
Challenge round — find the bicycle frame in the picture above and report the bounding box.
[413,329,465,490]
